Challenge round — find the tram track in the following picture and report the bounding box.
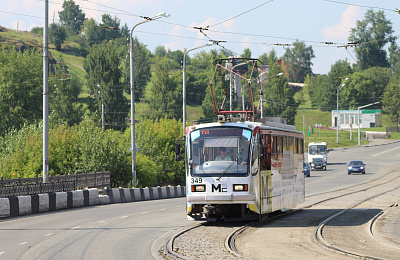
[163,171,400,259]
[313,185,400,259]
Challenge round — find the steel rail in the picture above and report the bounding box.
[313,184,400,260]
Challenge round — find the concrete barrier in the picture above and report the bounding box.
[39,194,49,212]
[56,192,67,209]
[0,198,10,218]
[72,190,84,208]
[106,188,121,204]
[18,196,31,215]
[0,185,186,219]
[88,188,100,205]
[99,195,110,205]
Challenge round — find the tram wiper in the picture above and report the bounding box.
[216,156,237,181]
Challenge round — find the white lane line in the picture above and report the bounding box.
[121,216,128,219]
[70,226,80,230]
[98,221,106,223]
[19,242,28,245]
[44,233,54,237]
[176,205,183,207]
[160,208,166,211]
[0,252,4,255]
[372,145,400,157]
[141,212,148,214]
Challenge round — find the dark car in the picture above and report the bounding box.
[347,161,366,174]
[311,158,326,171]
[303,162,310,177]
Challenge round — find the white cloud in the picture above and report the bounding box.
[240,37,252,49]
[322,6,362,42]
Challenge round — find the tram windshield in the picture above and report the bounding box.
[189,127,252,177]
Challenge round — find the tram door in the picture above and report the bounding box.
[260,134,272,213]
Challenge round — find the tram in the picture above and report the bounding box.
[175,58,305,221]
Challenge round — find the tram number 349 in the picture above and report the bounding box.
[191,178,203,184]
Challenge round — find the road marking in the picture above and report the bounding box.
[160,208,165,211]
[19,242,28,245]
[71,226,80,230]
[176,205,183,207]
[44,233,54,237]
[372,145,400,157]
[141,212,147,214]
[121,216,128,219]
[98,221,106,223]
[0,252,4,255]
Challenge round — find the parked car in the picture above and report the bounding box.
[347,161,366,174]
[311,157,326,171]
[304,162,310,177]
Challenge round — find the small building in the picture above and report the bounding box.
[331,109,382,129]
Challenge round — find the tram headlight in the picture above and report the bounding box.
[191,185,206,192]
[233,184,248,191]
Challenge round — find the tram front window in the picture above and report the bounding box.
[189,127,251,177]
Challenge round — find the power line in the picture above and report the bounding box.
[321,0,398,13]
[209,0,275,28]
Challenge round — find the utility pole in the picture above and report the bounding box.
[43,0,49,183]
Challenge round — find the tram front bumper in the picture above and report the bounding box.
[187,193,255,202]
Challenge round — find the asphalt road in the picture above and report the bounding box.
[0,197,187,259]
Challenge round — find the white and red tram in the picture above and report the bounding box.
[176,118,305,221]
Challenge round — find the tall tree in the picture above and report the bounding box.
[121,37,152,101]
[340,67,390,110]
[58,0,85,35]
[100,14,121,41]
[0,48,42,136]
[263,50,297,124]
[147,62,182,120]
[84,42,128,131]
[241,48,252,59]
[308,75,335,111]
[349,9,394,71]
[49,23,66,50]
[50,76,84,126]
[382,75,400,125]
[80,18,102,48]
[283,40,315,83]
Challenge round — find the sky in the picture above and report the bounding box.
[1,0,400,75]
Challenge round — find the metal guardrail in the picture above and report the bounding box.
[0,171,110,198]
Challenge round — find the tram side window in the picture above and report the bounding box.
[260,134,271,170]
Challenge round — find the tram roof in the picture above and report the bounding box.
[187,120,303,136]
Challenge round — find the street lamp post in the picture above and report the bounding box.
[97,85,104,131]
[358,101,380,147]
[130,12,169,187]
[183,41,213,134]
[336,78,348,144]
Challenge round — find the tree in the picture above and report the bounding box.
[31,27,43,36]
[100,14,121,41]
[147,62,182,120]
[382,75,400,125]
[340,67,390,110]
[349,10,395,71]
[308,75,335,111]
[50,76,84,126]
[0,47,42,136]
[121,37,152,101]
[328,59,353,87]
[283,40,315,83]
[58,0,85,35]
[84,42,128,131]
[49,23,67,50]
[241,48,252,59]
[263,50,297,124]
[80,18,102,48]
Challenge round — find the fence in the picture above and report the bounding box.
[386,127,400,134]
[0,171,110,198]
